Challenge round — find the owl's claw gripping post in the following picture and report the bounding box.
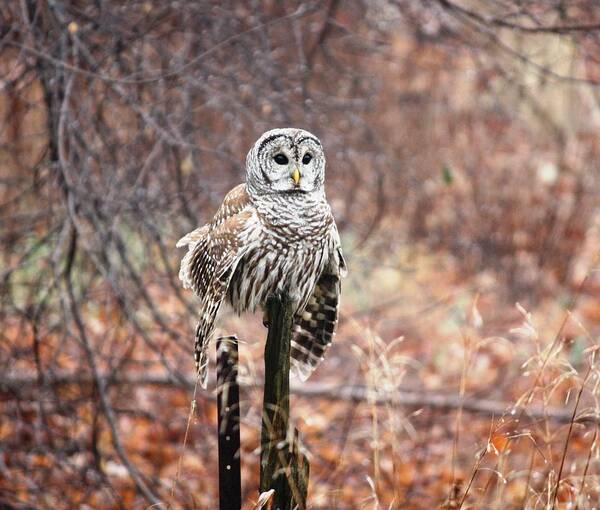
[263,294,280,327]
[262,308,271,328]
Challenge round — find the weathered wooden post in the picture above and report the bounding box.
[216,336,242,510]
[260,294,310,510]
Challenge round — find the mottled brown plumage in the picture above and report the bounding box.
[177,128,346,387]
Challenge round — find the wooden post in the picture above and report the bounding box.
[216,336,242,510]
[260,295,310,510]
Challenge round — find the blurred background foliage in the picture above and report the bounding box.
[1,1,600,508]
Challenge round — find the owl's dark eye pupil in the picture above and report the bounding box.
[302,153,312,164]
[273,154,288,165]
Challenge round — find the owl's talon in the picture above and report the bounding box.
[263,293,281,327]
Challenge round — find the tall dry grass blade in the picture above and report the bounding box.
[574,425,598,510]
[551,361,594,509]
[171,373,201,503]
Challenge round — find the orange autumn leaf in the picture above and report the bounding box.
[490,434,509,454]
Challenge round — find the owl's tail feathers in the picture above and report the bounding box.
[290,273,340,382]
[194,309,215,389]
[194,291,228,389]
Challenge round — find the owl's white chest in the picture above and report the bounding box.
[228,226,331,315]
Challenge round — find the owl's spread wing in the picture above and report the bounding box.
[291,236,347,381]
[177,184,257,387]
[177,183,250,293]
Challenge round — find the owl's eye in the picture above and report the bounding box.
[302,153,312,165]
[273,154,288,165]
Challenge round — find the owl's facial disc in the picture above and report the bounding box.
[248,129,325,196]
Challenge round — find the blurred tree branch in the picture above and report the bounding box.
[2,373,596,425]
[437,0,600,35]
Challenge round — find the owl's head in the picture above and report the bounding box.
[245,128,326,197]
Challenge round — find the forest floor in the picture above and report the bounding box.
[3,236,600,509]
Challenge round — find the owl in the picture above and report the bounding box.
[177,128,346,388]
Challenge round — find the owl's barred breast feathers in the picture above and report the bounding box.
[177,128,346,388]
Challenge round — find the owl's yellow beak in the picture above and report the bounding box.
[291,167,301,186]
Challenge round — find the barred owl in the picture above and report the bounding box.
[177,128,346,388]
